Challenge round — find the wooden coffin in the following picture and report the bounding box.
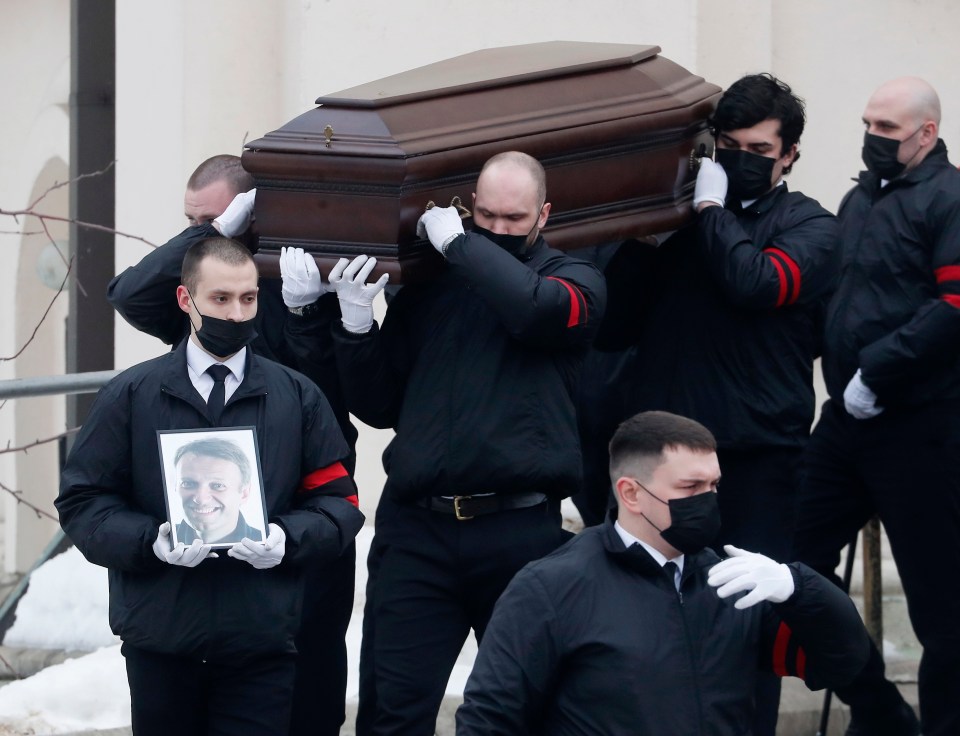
[242,41,720,283]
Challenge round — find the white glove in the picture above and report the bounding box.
[417,206,464,255]
[693,158,728,209]
[707,544,795,610]
[280,246,326,307]
[228,523,286,569]
[328,255,390,334]
[213,188,256,237]
[843,369,884,419]
[152,522,217,567]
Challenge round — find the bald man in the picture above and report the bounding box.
[792,77,960,736]
[320,151,606,735]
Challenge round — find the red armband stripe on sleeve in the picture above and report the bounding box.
[935,265,960,284]
[299,462,349,492]
[942,294,960,309]
[795,645,807,681]
[764,248,802,305]
[772,621,792,677]
[765,253,789,307]
[546,276,587,327]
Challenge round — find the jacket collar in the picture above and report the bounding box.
[734,181,789,217]
[161,339,269,413]
[601,509,718,584]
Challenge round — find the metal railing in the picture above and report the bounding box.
[0,370,120,400]
[0,370,119,641]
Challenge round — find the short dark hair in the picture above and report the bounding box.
[181,237,256,294]
[609,411,717,484]
[710,73,805,174]
[186,154,254,195]
[174,437,252,488]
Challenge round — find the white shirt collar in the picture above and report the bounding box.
[740,178,785,209]
[187,336,247,401]
[614,519,684,574]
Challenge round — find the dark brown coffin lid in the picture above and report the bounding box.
[317,41,660,108]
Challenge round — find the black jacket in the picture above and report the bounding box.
[457,516,871,736]
[597,184,839,449]
[331,231,607,502]
[107,225,358,456]
[56,340,365,662]
[823,140,960,410]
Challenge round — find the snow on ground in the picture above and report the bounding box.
[0,646,128,734]
[4,546,117,651]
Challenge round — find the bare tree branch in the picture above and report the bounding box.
[26,161,117,211]
[0,480,58,523]
[0,208,157,249]
[0,428,78,456]
[0,258,72,362]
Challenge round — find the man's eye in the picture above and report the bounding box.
[210,483,226,491]
[179,481,197,490]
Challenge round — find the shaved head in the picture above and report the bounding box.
[472,151,551,244]
[479,151,547,208]
[869,77,941,128]
[862,77,941,172]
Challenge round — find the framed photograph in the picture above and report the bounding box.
[157,427,268,549]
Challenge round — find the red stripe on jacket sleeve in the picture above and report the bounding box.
[935,265,960,284]
[772,621,791,677]
[795,646,807,680]
[764,247,802,305]
[300,463,358,508]
[943,294,960,309]
[766,254,788,306]
[546,276,586,327]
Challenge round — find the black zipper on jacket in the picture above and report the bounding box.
[675,575,706,736]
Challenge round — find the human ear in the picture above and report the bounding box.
[176,285,193,315]
[614,477,641,511]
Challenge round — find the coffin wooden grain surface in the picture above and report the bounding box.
[243,41,721,283]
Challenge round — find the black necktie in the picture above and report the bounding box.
[206,364,231,424]
[663,561,681,592]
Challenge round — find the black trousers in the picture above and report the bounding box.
[289,542,356,736]
[123,644,296,736]
[355,503,389,736]
[363,497,564,736]
[793,399,960,736]
[713,446,801,736]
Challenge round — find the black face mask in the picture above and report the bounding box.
[188,293,258,359]
[472,219,541,257]
[861,128,922,180]
[716,148,777,201]
[638,482,721,555]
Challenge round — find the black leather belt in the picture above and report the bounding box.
[414,492,548,521]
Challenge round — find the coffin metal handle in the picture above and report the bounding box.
[425,195,472,219]
[689,142,710,172]
[324,125,334,148]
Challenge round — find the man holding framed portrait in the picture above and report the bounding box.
[57,236,364,736]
